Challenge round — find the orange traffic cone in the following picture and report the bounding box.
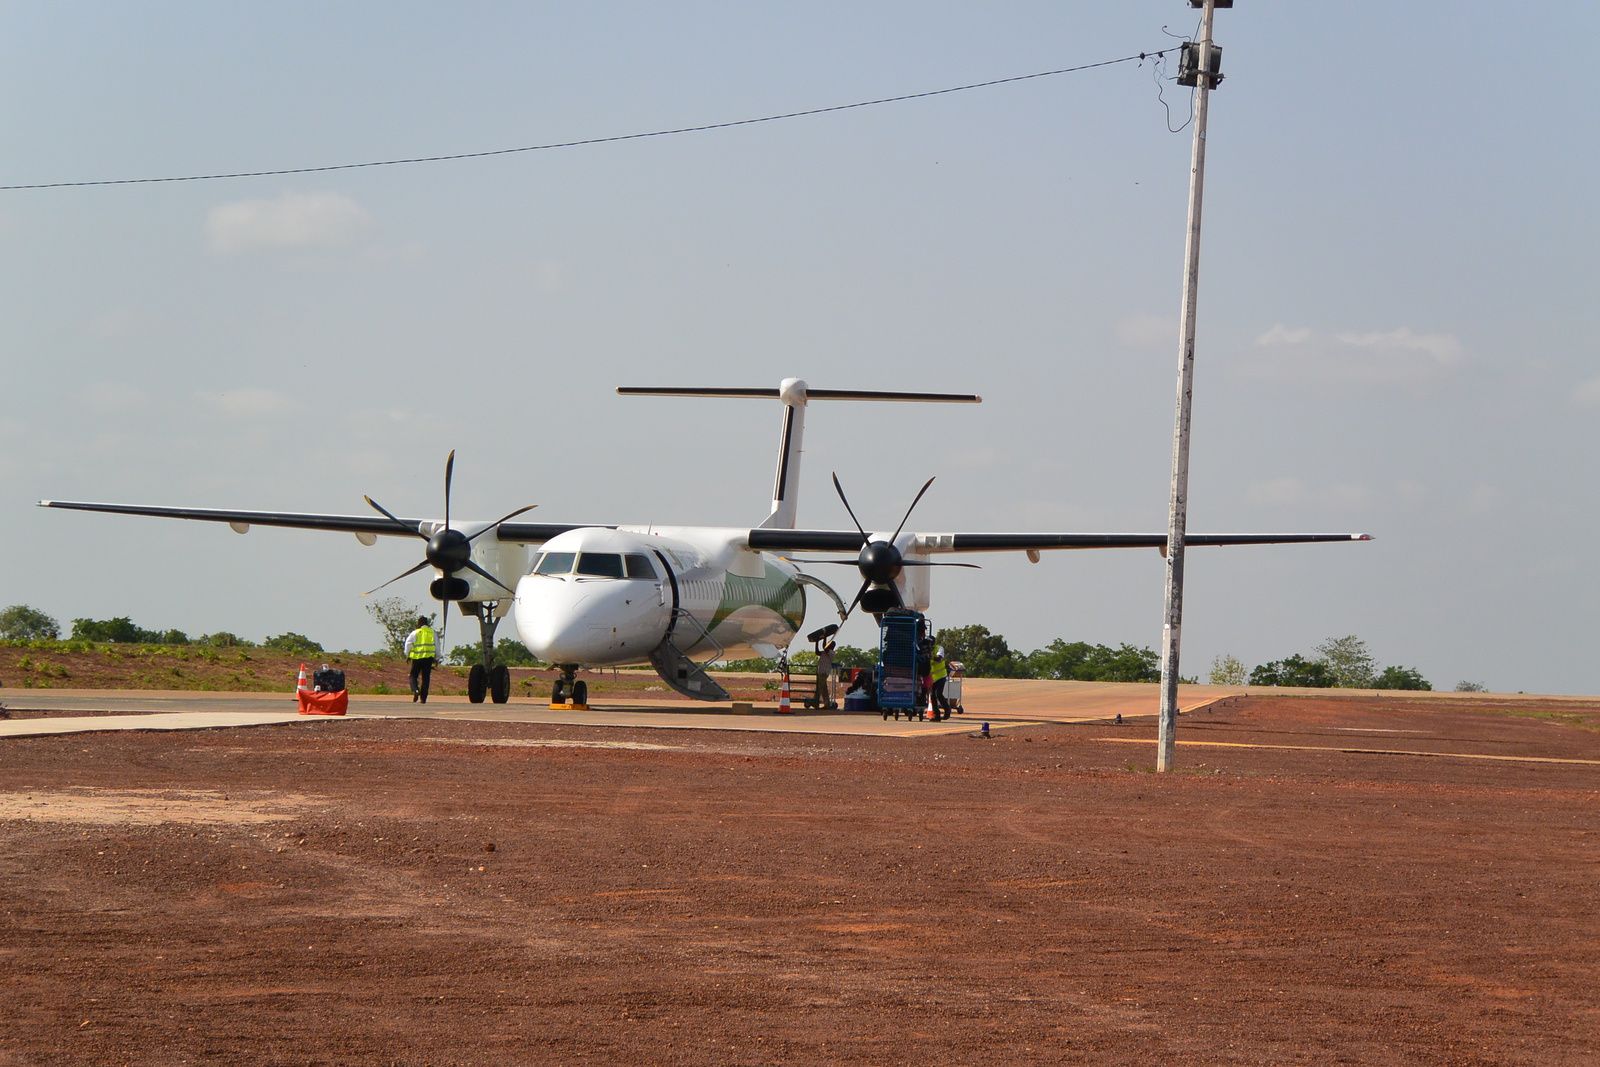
[777,671,792,714]
[296,663,309,692]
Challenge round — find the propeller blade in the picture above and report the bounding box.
[782,557,862,565]
[362,558,431,596]
[841,579,870,623]
[443,449,456,532]
[899,559,981,569]
[439,601,449,650]
[465,504,539,544]
[463,558,516,595]
[364,495,425,538]
[889,476,936,544]
[831,472,870,547]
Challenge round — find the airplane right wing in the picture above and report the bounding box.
[747,529,1372,554]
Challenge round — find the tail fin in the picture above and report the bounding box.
[616,381,981,529]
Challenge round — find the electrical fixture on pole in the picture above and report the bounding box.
[1157,0,1229,773]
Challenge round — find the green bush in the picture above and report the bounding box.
[263,632,324,655]
[0,605,60,641]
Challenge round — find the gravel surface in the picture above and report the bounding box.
[2,695,1597,1064]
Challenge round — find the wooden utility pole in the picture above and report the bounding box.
[1158,0,1227,772]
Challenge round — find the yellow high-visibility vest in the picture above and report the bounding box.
[410,626,436,660]
[931,657,948,682]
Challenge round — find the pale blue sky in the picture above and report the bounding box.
[4,3,1596,692]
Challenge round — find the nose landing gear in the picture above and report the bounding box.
[549,666,587,708]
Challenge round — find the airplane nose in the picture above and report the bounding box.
[515,575,667,664]
[514,577,585,660]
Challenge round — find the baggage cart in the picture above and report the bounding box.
[945,661,965,715]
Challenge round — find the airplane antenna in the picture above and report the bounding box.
[1158,0,1229,773]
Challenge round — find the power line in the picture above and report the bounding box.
[2,48,1176,192]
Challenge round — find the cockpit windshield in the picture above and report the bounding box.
[533,551,576,575]
[575,553,624,578]
[533,549,658,579]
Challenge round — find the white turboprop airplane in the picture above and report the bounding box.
[40,379,1369,706]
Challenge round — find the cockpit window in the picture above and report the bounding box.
[624,553,657,579]
[575,552,625,578]
[534,551,576,575]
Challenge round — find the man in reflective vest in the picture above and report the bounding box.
[930,647,951,721]
[403,616,438,703]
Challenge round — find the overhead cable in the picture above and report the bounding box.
[2,48,1176,192]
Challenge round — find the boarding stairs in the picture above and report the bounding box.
[647,610,729,702]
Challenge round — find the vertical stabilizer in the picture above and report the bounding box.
[759,378,808,529]
[616,381,980,531]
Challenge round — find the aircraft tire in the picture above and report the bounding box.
[490,665,511,704]
[467,664,487,704]
[572,680,588,705]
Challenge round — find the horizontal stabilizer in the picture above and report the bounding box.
[618,387,981,403]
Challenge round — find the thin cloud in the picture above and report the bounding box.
[1254,324,1312,346]
[1114,314,1175,349]
[1466,483,1501,515]
[1575,375,1600,409]
[87,306,164,341]
[1247,324,1464,384]
[1334,327,1462,366]
[84,381,149,414]
[1246,477,1371,511]
[203,387,291,417]
[207,191,372,254]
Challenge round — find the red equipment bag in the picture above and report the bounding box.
[297,689,348,716]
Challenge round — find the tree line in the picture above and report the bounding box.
[1210,634,1437,691]
[0,604,324,656]
[734,624,1457,691]
[4,601,1474,691]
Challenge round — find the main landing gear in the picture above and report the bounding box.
[465,603,512,705]
[549,666,587,708]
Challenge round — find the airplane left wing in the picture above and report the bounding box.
[37,500,588,544]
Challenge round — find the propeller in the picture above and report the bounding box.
[362,449,536,643]
[791,472,978,622]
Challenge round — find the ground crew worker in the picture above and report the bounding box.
[930,647,951,720]
[815,637,836,710]
[403,615,437,703]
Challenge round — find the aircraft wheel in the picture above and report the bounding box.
[467,664,487,704]
[490,665,511,704]
[572,680,588,705]
[551,679,566,705]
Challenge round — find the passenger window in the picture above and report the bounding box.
[534,552,576,575]
[624,554,657,579]
[576,553,624,578]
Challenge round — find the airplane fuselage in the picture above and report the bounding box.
[513,526,806,667]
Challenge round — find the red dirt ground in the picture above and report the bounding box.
[2,694,1598,1065]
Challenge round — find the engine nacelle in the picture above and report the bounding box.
[430,576,471,601]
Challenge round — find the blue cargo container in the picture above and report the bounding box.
[876,609,925,714]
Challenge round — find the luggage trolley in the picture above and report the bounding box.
[944,660,965,715]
